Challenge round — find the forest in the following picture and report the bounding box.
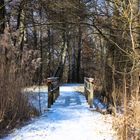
[0,0,140,139]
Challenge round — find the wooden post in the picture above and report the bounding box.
[47,80,52,108]
[56,86,59,99]
[89,82,94,108]
[84,77,94,108]
[47,77,60,108]
[84,77,88,101]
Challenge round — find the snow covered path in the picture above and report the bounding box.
[3,84,116,140]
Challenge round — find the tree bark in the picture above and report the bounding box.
[130,0,140,96]
[54,25,68,80]
[0,0,5,34]
[76,25,82,82]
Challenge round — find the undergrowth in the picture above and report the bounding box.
[0,27,39,137]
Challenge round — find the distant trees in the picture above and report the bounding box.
[0,0,139,106]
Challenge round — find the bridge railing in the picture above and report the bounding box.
[84,77,94,108]
[47,77,60,108]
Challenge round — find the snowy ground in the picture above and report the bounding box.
[2,84,116,140]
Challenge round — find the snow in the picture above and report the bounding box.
[2,84,117,140]
[24,86,48,113]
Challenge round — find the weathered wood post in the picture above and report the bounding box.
[88,78,94,108]
[47,79,53,108]
[84,77,88,101]
[84,77,94,108]
[56,85,59,99]
[47,77,60,108]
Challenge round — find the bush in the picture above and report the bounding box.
[0,27,39,137]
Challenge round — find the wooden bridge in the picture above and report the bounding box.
[47,77,94,109]
[4,77,115,140]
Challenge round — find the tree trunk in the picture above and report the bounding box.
[15,3,26,65]
[54,27,68,80]
[72,41,76,82]
[48,28,52,77]
[130,0,140,96]
[31,11,38,49]
[76,25,82,82]
[0,0,5,34]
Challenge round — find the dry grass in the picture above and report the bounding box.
[113,97,140,140]
[0,28,39,137]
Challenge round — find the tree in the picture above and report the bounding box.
[0,0,5,34]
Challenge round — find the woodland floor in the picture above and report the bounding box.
[2,84,116,140]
